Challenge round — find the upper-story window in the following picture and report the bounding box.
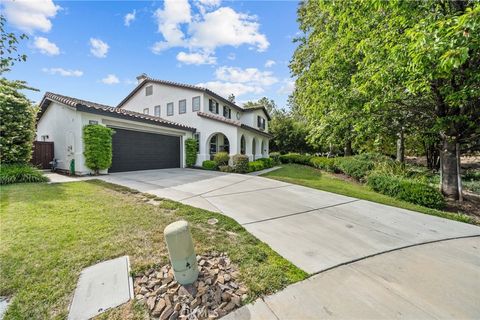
[167,102,174,116]
[145,85,153,96]
[209,99,219,114]
[143,108,149,115]
[223,106,231,119]
[257,116,266,130]
[179,99,186,114]
[192,96,200,111]
[154,105,161,117]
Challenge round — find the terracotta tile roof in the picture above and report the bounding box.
[240,124,273,138]
[39,92,196,132]
[197,111,242,126]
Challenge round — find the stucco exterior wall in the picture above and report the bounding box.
[118,81,271,166]
[36,101,192,175]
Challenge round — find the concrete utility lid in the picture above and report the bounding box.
[68,256,133,320]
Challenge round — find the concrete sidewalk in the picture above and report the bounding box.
[225,237,480,319]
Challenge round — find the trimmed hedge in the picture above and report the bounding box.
[185,138,198,167]
[257,157,273,168]
[334,156,374,181]
[309,157,336,172]
[248,160,265,172]
[202,160,217,170]
[279,153,313,165]
[0,164,49,185]
[367,173,445,209]
[213,152,230,166]
[233,154,249,173]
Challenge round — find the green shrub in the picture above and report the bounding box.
[219,165,234,173]
[0,164,49,185]
[202,160,217,170]
[309,157,337,172]
[367,173,445,209]
[233,154,249,173]
[185,138,198,167]
[83,125,114,174]
[248,161,266,172]
[463,169,480,181]
[334,156,375,181]
[0,79,37,165]
[279,153,313,165]
[213,152,230,166]
[269,152,281,165]
[257,157,273,168]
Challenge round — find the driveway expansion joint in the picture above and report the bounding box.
[241,199,360,226]
[307,234,480,277]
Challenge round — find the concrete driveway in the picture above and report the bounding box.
[98,168,480,318]
[99,168,480,273]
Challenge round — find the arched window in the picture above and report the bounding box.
[240,135,246,154]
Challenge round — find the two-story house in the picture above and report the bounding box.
[36,74,272,174]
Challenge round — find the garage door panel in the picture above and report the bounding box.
[110,128,180,172]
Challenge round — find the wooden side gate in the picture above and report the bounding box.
[31,141,54,169]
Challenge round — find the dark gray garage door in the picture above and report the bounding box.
[110,128,180,172]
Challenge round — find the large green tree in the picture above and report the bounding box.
[292,0,480,200]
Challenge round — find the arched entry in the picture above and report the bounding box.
[252,138,256,160]
[240,135,246,154]
[207,133,230,159]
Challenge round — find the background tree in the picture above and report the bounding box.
[227,93,235,103]
[1,15,27,74]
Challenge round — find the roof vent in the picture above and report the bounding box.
[136,73,148,84]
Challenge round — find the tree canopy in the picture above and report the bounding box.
[291,0,480,199]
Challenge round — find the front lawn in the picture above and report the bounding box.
[262,164,476,224]
[0,180,306,319]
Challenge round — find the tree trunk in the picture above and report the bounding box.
[344,140,352,156]
[396,129,405,163]
[441,139,459,199]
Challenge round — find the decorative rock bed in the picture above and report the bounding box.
[134,252,248,319]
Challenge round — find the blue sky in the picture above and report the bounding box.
[3,0,299,108]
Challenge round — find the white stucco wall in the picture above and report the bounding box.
[36,101,192,175]
[118,81,271,166]
[36,102,84,174]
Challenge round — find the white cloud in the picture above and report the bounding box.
[33,37,59,56]
[197,81,264,97]
[188,7,269,52]
[152,1,269,64]
[176,51,216,65]
[124,10,136,26]
[215,66,278,86]
[101,74,120,85]
[278,79,295,94]
[152,0,191,53]
[89,38,109,58]
[265,59,275,68]
[2,0,61,33]
[42,67,83,77]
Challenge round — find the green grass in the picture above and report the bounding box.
[0,180,306,320]
[262,164,475,224]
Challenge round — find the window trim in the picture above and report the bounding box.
[143,108,149,115]
[223,106,231,119]
[145,85,153,96]
[179,99,187,114]
[209,99,219,114]
[167,102,174,116]
[154,105,161,117]
[192,96,200,112]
